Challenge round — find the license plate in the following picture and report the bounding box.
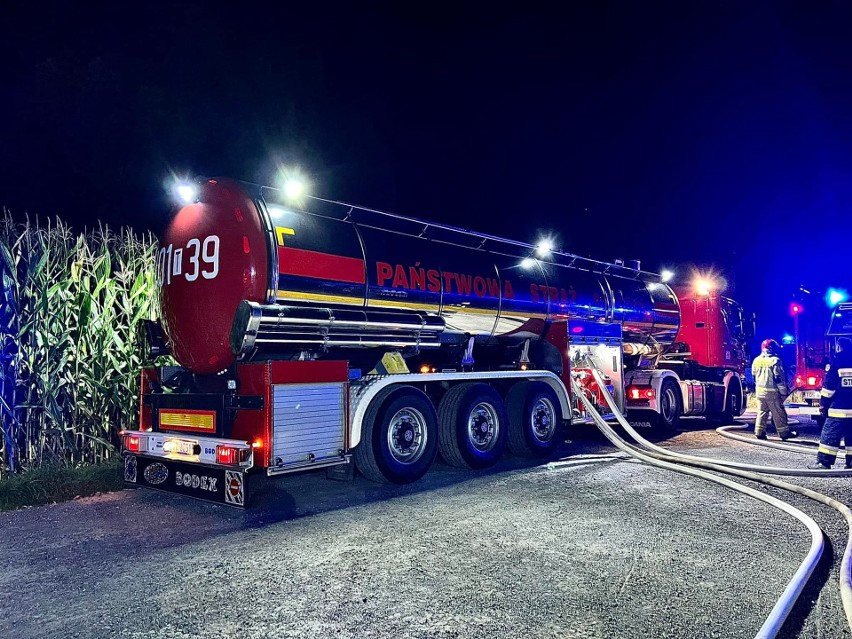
[804,390,821,399]
[166,438,196,456]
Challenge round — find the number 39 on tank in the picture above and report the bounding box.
[156,235,220,286]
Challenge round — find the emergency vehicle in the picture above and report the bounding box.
[121,178,749,506]
[797,301,852,424]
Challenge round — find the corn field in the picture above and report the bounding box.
[0,213,157,478]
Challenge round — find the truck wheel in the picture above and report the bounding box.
[438,383,508,469]
[721,386,742,424]
[652,378,681,431]
[505,382,562,458]
[354,386,439,484]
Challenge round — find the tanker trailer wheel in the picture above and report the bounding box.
[505,382,562,458]
[438,383,508,469]
[354,386,439,484]
[651,378,682,431]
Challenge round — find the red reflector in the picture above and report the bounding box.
[124,435,140,453]
[243,236,250,253]
[216,445,247,465]
[216,445,236,465]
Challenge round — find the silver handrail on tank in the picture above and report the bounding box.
[251,183,657,283]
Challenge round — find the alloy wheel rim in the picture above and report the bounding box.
[530,397,556,442]
[468,402,500,452]
[387,407,428,464]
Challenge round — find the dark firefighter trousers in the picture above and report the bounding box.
[816,417,852,468]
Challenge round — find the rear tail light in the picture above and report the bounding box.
[795,375,803,387]
[627,386,656,400]
[124,434,141,453]
[807,376,818,387]
[216,445,250,465]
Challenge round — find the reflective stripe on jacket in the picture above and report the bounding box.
[821,351,852,417]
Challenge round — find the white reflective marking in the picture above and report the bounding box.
[172,249,183,276]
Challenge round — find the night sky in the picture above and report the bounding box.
[2,1,851,343]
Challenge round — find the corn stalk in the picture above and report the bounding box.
[0,213,157,477]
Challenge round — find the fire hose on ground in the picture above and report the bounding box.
[714,385,843,455]
[557,362,852,637]
[582,366,852,635]
[560,378,822,639]
[716,423,848,457]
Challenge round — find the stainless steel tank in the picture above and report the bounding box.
[158,178,680,374]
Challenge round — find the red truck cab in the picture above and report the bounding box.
[672,284,750,374]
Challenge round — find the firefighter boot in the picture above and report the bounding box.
[807,462,832,470]
[780,430,798,441]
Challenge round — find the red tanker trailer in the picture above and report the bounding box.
[122,178,747,506]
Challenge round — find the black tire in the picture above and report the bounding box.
[505,381,562,458]
[651,378,682,431]
[438,383,508,469]
[720,385,742,425]
[353,386,439,484]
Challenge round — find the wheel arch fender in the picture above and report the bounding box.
[535,376,571,421]
[722,372,745,414]
[348,371,571,448]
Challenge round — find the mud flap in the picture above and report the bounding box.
[124,454,247,507]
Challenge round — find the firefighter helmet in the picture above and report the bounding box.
[761,339,779,353]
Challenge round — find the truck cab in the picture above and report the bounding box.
[624,280,750,428]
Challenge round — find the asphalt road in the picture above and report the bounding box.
[1,415,850,639]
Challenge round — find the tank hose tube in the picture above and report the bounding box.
[569,379,824,639]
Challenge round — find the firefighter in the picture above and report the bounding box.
[752,338,796,440]
[808,337,852,470]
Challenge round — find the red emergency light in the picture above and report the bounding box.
[790,303,803,315]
